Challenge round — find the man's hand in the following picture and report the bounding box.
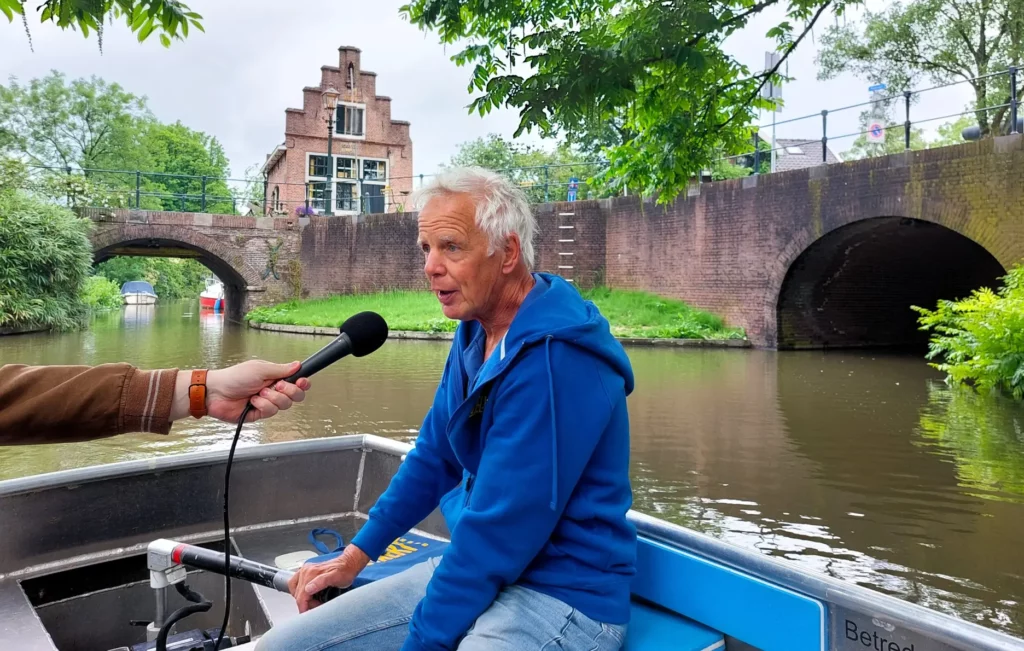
[170,360,312,423]
[289,545,371,613]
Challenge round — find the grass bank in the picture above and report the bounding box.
[246,287,745,340]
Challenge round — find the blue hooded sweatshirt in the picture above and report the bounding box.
[350,273,637,651]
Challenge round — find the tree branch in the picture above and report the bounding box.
[717,0,834,130]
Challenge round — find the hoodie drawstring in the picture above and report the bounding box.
[545,336,558,511]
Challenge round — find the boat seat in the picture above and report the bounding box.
[632,538,825,651]
[624,600,723,651]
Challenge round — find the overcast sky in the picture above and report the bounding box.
[1,1,976,180]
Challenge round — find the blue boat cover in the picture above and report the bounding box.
[120,281,156,295]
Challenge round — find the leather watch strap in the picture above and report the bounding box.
[188,369,209,419]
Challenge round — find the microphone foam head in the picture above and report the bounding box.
[340,311,389,357]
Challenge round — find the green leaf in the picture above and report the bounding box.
[138,17,155,42]
[159,33,171,47]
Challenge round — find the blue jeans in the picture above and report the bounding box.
[256,556,626,650]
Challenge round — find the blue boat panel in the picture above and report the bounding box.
[631,537,825,651]
[624,600,724,651]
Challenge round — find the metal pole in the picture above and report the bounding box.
[419,173,424,189]
[305,182,310,213]
[770,110,777,173]
[821,110,828,163]
[324,108,335,215]
[753,132,761,175]
[1011,67,1019,135]
[904,90,913,150]
[201,176,207,212]
[544,165,550,203]
[262,174,269,215]
[135,171,141,208]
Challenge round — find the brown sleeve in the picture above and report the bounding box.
[0,364,179,445]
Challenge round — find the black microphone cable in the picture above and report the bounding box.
[212,401,253,651]
[210,311,388,650]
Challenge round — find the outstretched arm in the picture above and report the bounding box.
[0,360,310,446]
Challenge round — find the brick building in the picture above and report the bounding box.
[262,46,413,217]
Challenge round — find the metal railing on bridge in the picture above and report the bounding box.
[716,66,1022,173]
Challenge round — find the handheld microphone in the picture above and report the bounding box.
[281,311,390,383]
[207,310,389,651]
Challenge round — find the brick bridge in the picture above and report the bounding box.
[87,210,303,322]
[86,135,1024,348]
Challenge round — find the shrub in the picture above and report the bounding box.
[914,265,1024,399]
[82,275,123,311]
[0,192,92,331]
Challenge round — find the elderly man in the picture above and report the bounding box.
[258,168,636,651]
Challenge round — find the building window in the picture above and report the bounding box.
[307,181,327,212]
[337,157,356,179]
[347,63,355,89]
[362,184,385,214]
[308,155,330,178]
[336,181,358,212]
[338,104,365,137]
[362,159,386,181]
[272,186,281,212]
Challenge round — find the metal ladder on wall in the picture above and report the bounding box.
[556,207,576,284]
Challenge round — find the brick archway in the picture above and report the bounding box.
[92,224,263,321]
[774,217,1005,348]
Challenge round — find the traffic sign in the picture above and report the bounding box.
[867,122,886,143]
[868,83,887,93]
[567,177,579,202]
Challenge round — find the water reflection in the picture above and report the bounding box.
[916,382,1024,504]
[0,304,1022,635]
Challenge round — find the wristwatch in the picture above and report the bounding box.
[189,369,209,419]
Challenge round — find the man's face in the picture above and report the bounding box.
[417,192,505,322]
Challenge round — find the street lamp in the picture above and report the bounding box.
[321,86,340,215]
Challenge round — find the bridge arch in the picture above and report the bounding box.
[92,224,263,322]
[774,216,1005,349]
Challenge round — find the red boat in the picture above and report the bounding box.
[200,279,225,311]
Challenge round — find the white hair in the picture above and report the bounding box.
[411,167,536,268]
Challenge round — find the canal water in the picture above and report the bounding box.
[1,301,1022,637]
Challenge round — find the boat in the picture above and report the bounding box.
[121,280,158,306]
[1,434,1021,651]
[200,279,225,311]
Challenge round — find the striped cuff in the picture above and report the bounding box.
[122,368,178,434]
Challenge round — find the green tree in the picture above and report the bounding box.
[143,121,233,213]
[401,0,854,203]
[1,73,240,213]
[817,0,1024,137]
[1,0,203,50]
[0,71,154,171]
[931,114,977,147]
[0,191,92,331]
[445,134,605,202]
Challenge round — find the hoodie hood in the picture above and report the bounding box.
[455,273,635,397]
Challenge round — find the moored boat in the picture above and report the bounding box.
[200,279,225,311]
[121,280,158,306]
[1,435,1021,651]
